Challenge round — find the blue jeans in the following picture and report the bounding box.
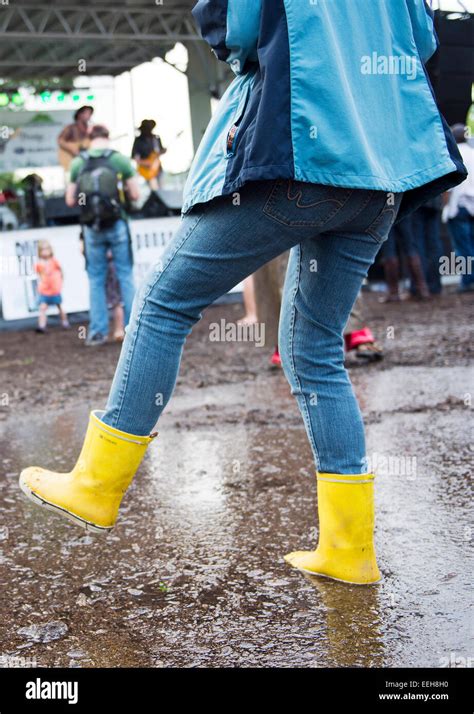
[102,180,402,474]
[412,207,443,294]
[448,208,474,289]
[83,219,136,337]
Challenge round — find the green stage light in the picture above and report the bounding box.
[11,93,24,106]
[72,94,81,101]
[87,94,95,101]
[0,93,9,107]
[57,92,66,102]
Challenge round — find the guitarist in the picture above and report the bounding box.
[57,105,94,173]
[132,119,167,191]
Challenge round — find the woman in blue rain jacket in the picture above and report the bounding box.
[183,0,466,219]
[21,1,468,585]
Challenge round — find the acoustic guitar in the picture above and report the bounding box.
[58,138,90,172]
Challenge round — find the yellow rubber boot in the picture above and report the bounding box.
[19,410,156,533]
[284,473,381,585]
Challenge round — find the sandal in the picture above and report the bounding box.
[345,328,384,362]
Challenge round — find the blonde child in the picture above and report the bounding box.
[34,240,70,333]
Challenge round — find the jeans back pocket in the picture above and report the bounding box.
[263,179,354,228]
[365,194,403,244]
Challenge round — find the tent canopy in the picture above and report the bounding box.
[2,2,474,82]
[0,0,199,80]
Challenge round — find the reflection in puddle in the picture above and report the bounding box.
[0,366,472,667]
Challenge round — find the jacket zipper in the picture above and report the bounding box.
[225,81,252,158]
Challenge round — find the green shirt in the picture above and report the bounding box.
[70,149,135,183]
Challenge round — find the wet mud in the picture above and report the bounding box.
[0,291,472,667]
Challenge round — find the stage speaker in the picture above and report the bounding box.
[427,11,474,126]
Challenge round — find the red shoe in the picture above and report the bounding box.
[345,328,383,362]
[270,347,282,368]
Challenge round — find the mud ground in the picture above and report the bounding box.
[0,290,472,668]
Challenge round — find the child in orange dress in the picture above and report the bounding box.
[34,240,70,333]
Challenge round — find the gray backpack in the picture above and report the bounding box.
[76,150,122,230]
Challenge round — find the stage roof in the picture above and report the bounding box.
[0,1,199,81]
[1,2,472,85]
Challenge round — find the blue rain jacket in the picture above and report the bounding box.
[183,0,467,220]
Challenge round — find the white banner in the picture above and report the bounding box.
[0,110,72,172]
[0,217,182,321]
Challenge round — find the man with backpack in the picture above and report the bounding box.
[66,124,140,346]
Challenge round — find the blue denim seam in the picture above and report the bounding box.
[287,244,321,470]
[110,211,206,429]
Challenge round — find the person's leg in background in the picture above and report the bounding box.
[105,249,125,341]
[107,219,136,326]
[238,276,258,325]
[112,304,125,341]
[411,206,443,296]
[449,208,474,291]
[83,226,109,341]
[422,207,443,295]
[380,227,401,301]
[57,301,70,329]
[398,213,430,300]
[36,301,48,333]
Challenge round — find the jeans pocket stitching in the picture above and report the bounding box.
[263,180,354,227]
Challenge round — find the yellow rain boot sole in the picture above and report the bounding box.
[19,471,112,534]
[19,410,155,533]
[284,549,382,585]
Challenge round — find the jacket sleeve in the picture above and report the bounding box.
[192,0,262,74]
[405,0,438,63]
